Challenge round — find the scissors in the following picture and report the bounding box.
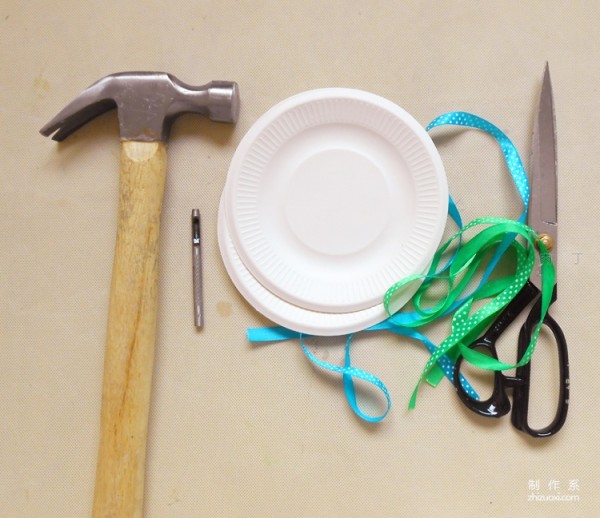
[454,64,569,438]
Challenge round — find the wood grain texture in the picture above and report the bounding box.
[92,141,167,518]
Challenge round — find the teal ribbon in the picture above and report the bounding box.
[247,112,530,422]
[247,323,478,423]
[427,112,529,221]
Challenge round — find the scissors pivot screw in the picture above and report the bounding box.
[536,233,554,251]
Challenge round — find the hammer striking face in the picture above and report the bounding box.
[40,72,239,518]
[40,72,239,141]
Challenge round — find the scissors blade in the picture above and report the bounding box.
[529,63,558,289]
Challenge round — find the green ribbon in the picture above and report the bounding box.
[384,216,555,409]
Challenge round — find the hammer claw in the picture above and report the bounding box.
[40,99,116,141]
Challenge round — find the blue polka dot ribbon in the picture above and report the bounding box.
[247,112,538,421]
[427,112,530,221]
[246,323,479,423]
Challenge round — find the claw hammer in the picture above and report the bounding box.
[41,72,239,517]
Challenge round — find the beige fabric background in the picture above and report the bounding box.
[1,1,598,516]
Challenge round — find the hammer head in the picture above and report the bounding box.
[40,72,240,142]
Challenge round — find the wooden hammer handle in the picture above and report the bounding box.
[93,141,167,518]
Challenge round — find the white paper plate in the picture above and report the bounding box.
[226,88,447,313]
[218,191,426,336]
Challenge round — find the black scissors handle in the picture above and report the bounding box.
[511,295,569,437]
[454,281,539,418]
[454,281,569,437]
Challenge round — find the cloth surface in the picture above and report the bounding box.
[1,1,598,516]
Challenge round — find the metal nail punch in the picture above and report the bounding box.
[192,209,203,328]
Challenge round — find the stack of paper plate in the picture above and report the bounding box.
[218,88,448,335]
